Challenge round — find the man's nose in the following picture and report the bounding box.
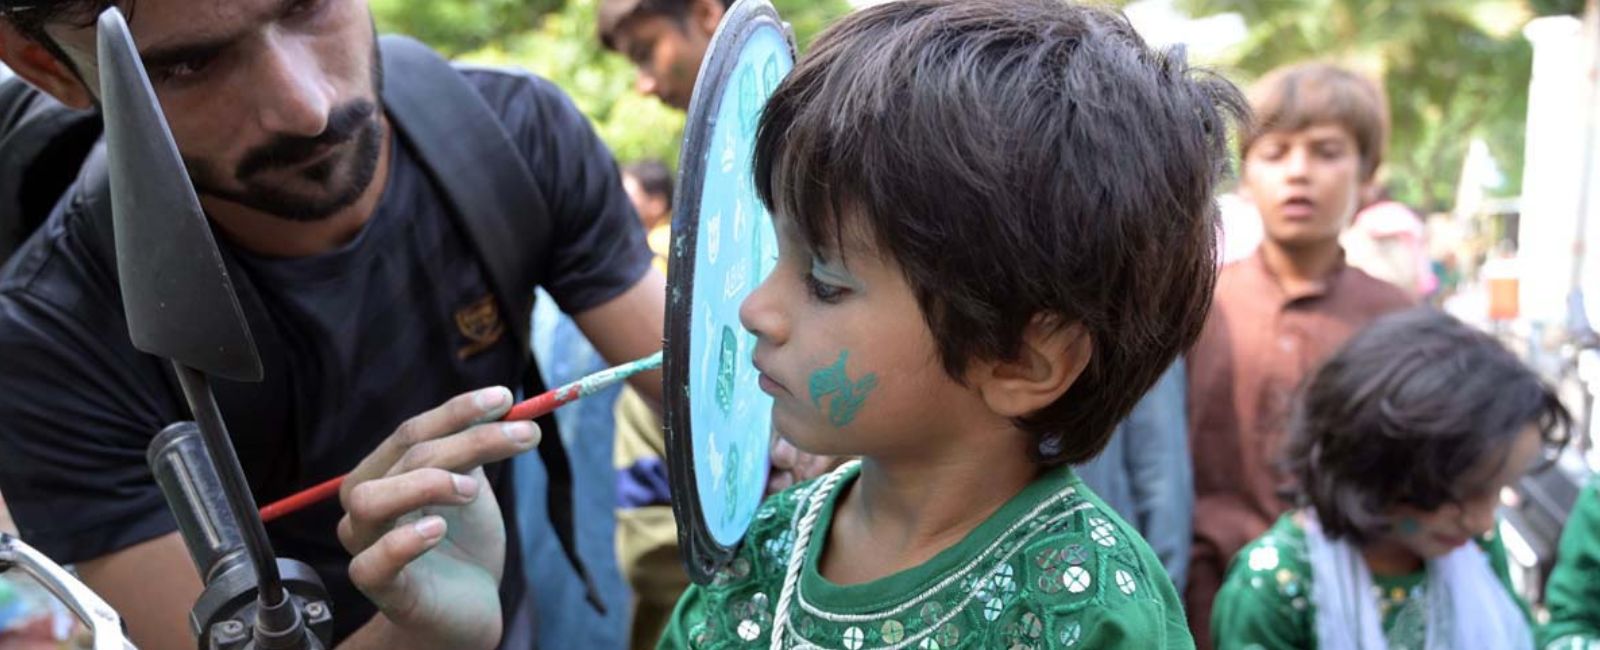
[252,33,332,137]
[635,69,660,99]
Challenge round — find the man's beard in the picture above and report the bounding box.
[185,41,387,223]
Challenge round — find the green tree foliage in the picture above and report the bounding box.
[1174,0,1535,211]
[374,0,851,170]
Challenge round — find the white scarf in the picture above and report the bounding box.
[1303,512,1532,650]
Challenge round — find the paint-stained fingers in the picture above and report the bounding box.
[339,468,479,553]
[343,386,514,501]
[384,421,540,479]
[347,515,445,615]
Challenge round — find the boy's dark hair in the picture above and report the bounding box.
[1241,62,1388,182]
[753,0,1247,465]
[599,0,733,51]
[623,159,674,205]
[1286,308,1570,543]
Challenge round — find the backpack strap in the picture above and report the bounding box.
[0,80,102,264]
[377,36,605,614]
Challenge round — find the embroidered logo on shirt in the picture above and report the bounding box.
[455,295,505,360]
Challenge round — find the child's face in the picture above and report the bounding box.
[738,211,986,459]
[1241,122,1370,252]
[1381,425,1545,560]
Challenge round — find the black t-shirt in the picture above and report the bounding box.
[0,66,651,642]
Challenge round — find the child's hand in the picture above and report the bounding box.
[766,435,845,495]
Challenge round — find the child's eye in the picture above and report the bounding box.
[804,272,848,304]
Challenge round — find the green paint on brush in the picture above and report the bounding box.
[808,350,879,427]
[577,351,663,398]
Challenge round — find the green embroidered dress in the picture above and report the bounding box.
[1540,478,1600,650]
[660,462,1192,649]
[1211,512,1525,650]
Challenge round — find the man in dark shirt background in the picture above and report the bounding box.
[0,0,666,648]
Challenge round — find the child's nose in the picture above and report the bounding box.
[739,275,789,346]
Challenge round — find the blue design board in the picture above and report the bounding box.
[664,0,795,584]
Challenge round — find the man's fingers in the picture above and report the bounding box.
[340,468,480,551]
[345,387,514,494]
[348,516,446,613]
[386,420,541,478]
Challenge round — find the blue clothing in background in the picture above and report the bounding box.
[518,291,630,649]
[1075,359,1193,591]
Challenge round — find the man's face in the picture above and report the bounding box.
[46,0,384,221]
[1240,123,1369,251]
[611,10,716,110]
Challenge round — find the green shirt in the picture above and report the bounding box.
[1212,512,1526,650]
[660,463,1192,649]
[1541,478,1600,650]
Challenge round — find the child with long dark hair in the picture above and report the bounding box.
[1212,309,1570,649]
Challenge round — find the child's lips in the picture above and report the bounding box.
[1431,533,1470,549]
[758,372,789,397]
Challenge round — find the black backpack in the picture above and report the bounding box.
[0,36,603,611]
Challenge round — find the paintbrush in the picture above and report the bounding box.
[258,351,663,522]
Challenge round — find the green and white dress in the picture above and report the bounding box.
[660,461,1192,649]
[1211,512,1527,650]
[1541,478,1600,650]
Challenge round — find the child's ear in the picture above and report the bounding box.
[0,22,95,110]
[975,315,1092,418]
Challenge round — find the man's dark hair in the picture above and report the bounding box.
[599,0,734,51]
[753,0,1247,465]
[1285,308,1571,544]
[0,0,118,71]
[0,0,111,33]
[623,159,673,205]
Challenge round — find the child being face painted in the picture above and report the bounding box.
[1211,308,1570,650]
[663,1,1247,647]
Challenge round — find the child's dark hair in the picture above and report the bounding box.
[1286,308,1570,543]
[753,0,1247,465]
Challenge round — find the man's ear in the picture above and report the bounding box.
[975,315,1092,418]
[0,21,95,109]
[690,0,726,38]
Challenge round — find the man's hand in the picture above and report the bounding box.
[335,386,539,650]
[765,435,844,495]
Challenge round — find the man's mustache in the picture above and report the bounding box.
[235,101,378,179]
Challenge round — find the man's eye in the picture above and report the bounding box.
[150,57,214,84]
[288,0,325,17]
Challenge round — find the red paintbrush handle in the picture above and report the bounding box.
[257,387,579,523]
[260,475,344,523]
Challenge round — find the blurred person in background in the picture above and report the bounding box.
[1074,360,1195,592]
[622,159,673,273]
[1212,309,1561,650]
[599,0,732,111]
[1342,186,1437,298]
[613,157,679,648]
[1541,475,1600,648]
[1186,61,1414,648]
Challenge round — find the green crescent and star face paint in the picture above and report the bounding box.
[808,350,879,427]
